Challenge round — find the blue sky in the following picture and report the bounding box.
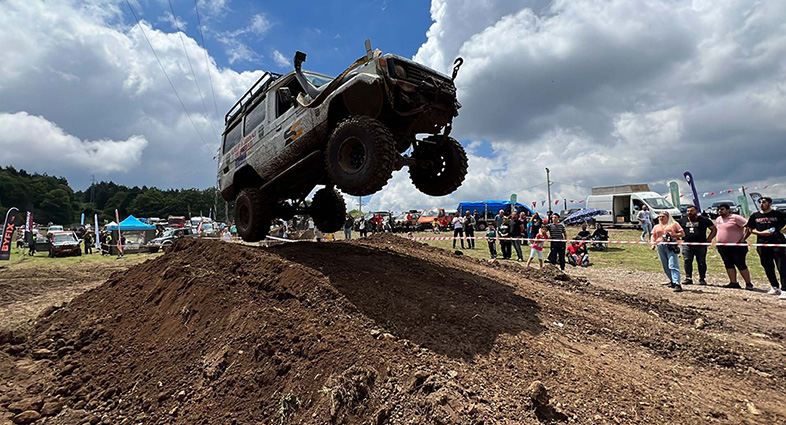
[136,0,431,76]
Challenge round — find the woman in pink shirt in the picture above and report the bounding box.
[651,211,686,292]
[715,203,753,289]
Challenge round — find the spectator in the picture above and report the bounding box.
[463,211,476,249]
[576,224,591,240]
[679,205,716,286]
[638,204,653,241]
[452,214,465,249]
[527,226,549,268]
[715,203,753,290]
[499,217,512,260]
[495,209,506,229]
[744,197,786,298]
[591,223,609,251]
[358,217,368,238]
[547,214,567,271]
[509,211,525,261]
[343,214,353,240]
[567,241,590,267]
[651,211,685,292]
[520,215,530,246]
[28,232,36,256]
[530,213,543,237]
[486,222,498,260]
[84,232,93,255]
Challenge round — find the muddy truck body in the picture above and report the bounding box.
[218,41,468,242]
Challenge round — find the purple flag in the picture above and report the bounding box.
[683,172,700,210]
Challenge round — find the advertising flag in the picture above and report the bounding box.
[94,214,100,250]
[668,181,680,209]
[510,193,517,203]
[80,212,85,226]
[737,195,751,217]
[683,172,701,210]
[1,207,19,261]
[115,209,123,256]
[749,192,763,212]
[26,211,33,233]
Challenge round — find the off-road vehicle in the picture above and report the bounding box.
[218,41,468,242]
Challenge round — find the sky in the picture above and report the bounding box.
[1,0,785,214]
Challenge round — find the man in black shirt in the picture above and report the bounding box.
[744,197,786,297]
[509,212,524,261]
[547,214,567,270]
[343,214,354,240]
[679,205,716,285]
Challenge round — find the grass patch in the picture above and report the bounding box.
[2,245,160,269]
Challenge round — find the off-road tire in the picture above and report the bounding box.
[409,137,468,196]
[310,188,346,233]
[234,188,271,242]
[325,116,396,196]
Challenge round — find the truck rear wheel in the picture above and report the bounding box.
[235,188,271,242]
[409,137,468,196]
[325,116,396,196]
[310,188,346,233]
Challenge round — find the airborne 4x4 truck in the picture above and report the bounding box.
[219,41,468,242]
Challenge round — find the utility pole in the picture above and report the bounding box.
[545,168,552,210]
[358,196,363,215]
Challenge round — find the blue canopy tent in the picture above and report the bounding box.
[105,215,156,254]
[457,200,535,218]
[106,215,155,231]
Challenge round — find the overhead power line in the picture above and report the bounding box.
[124,0,215,158]
[193,0,221,121]
[167,0,220,141]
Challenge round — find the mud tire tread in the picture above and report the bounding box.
[409,137,468,196]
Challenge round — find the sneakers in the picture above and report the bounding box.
[780,291,786,300]
[673,284,683,293]
[745,283,754,291]
[767,287,782,296]
[698,279,707,286]
[683,279,693,285]
[722,282,742,289]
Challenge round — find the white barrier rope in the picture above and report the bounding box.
[406,235,786,248]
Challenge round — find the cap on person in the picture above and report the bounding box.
[760,197,772,203]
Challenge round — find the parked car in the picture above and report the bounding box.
[145,227,198,253]
[199,222,219,237]
[392,212,420,233]
[771,198,786,211]
[48,231,82,257]
[417,208,446,231]
[703,200,739,218]
[47,225,64,232]
[167,216,186,228]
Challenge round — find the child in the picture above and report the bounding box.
[567,241,590,267]
[527,226,549,268]
[486,222,498,260]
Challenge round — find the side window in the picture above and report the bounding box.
[244,98,266,135]
[222,122,242,154]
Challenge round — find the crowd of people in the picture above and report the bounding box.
[651,197,786,296]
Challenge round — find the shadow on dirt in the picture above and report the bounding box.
[270,242,544,359]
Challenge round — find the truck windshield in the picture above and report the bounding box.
[53,234,77,243]
[422,209,439,217]
[644,198,674,209]
[304,72,333,88]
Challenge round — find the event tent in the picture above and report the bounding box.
[106,215,155,230]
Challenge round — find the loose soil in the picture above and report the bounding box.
[1,235,785,424]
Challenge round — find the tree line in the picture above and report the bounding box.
[0,166,228,226]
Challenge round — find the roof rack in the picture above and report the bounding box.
[224,71,283,126]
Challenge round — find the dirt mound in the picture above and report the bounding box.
[1,236,785,424]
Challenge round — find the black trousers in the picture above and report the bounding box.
[465,227,475,248]
[758,246,786,289]
[453,228,464,249]
[488,241,497,258]
[682,245,707,280]
[500,240,511,259]
[550,242,566,270]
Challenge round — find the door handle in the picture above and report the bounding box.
[276,125,282,132]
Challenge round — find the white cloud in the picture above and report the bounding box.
[159,11,187,31]
[365,0,786,213]
[249,14,271,36]
[272,49,289,68]
[0,0,265,188]
[0,112,148,173]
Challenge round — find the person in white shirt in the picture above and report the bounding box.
[638,204,653,241]
[452,215,465,249]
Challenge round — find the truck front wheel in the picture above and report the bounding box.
[234,188,271,242]
[409,137,468,196]
[310,188,346,233]
[325,116,396,196]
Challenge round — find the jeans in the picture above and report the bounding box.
[500,240,511,259]
[344,228,352,240]
[757,246,786,289]
[657,244,681,284]
[550,241,566,270]
[512,239,523,260]
[453,228,464,249]
[488,241,497,259]
[641,221,653,240]
[682,245,707,280]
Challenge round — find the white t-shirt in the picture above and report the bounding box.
[452,216,463,229]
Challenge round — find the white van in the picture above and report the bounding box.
[586,184,681,227]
